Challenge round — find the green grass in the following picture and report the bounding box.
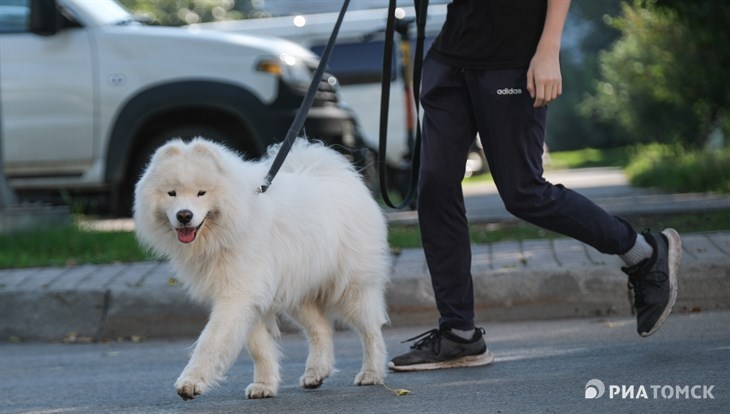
[626,144,730,194]
[546,146,632,170]
[0,224,151,269]
[463,146,632,185]
[388,222,557,249]
[389,210,730,249]
[1,209,729,268]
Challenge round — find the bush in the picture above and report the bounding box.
[626,144,730,193]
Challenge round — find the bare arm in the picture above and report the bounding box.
[527,0,570,108]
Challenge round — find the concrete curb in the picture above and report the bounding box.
[0,262,208,341]
[387,233,730,326]
[1,232,729,342]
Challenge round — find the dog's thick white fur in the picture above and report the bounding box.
[133,138,390,400]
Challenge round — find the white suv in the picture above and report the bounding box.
[0,0,368,216]
[195,1,448,166]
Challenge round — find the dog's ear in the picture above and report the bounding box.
[189,139,226,174]
[153,140,185,161]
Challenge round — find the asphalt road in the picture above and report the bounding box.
[1,311,728,414]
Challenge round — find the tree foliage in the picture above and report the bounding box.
[116,0,729,150]
[655,0,730,122]
[580,0,730,148]
[544,0,623,150]
[118,0,269,26]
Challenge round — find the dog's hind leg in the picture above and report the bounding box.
[338,287,388,386]
[245,317,282,399]
[289,302,335,389]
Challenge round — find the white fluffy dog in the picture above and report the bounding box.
[133,138,390,401]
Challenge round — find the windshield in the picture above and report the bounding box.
[60,0,137,26]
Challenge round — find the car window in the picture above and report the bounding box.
[311,36,436,84]
[312,41,395,84]
[0,0,30,33]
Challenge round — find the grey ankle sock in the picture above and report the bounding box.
[620,234,654,267]
[450,328,475,340]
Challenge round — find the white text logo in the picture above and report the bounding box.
[585,379,605,399]
[496,88,523,95]
[585,379,715,400]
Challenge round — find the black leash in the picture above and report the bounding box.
[258,0,350,194]
[378,0,428,209]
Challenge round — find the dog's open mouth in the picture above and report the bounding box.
[176,218,205,244]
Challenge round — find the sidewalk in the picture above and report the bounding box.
[387,167,730,224]
[1,231,729,341]
[2,168,730,341]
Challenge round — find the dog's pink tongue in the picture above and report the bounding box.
[176,228,196,244]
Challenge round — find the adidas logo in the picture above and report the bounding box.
[496,88,523,95]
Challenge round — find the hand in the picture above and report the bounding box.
[526,47,562,108]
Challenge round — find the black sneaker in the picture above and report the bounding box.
[388,328,494,372]
[622,228,681,337]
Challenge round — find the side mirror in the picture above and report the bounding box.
[30,0,59,36]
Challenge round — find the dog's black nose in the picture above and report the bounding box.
[176,209,193,224]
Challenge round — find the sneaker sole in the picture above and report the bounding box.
[640,228,681,337]
[387,349,494,372]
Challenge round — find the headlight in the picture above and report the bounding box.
[256,53,314,93]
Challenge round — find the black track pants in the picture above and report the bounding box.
[417,56,637,330]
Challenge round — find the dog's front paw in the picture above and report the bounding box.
[245,382,277,399]
[175,373,212,401]
[354,370,383,386]
[300,367,332,389]
[176,380,203,401]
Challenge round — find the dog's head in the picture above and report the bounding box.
[134,138,227,248]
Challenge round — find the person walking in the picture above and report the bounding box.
[389,0,681,372]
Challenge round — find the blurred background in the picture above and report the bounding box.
[119,0,730,153]
[118,0,730,195]
[1,0,729,268]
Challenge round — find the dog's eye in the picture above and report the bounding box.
[197,191,206,197]
[167,191,176,197]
